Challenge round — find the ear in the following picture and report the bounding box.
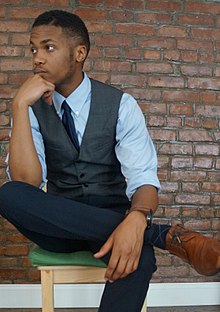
[75,45,87,63]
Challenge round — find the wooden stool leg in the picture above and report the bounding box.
[41,269,54,312]
[141,297,147,312]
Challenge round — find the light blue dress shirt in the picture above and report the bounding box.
[8,73,160,200]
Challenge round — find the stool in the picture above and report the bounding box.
[29,246,147,312]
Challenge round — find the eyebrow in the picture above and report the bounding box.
[30,39,57,45]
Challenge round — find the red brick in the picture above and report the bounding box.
[178,14,214,26]
[79,0,103,4]
[170,103,193,115]
[148,115,165,127]
[195,144,219,156]
[172,157,193,169]
[4,245,29,256]
[171,170,206,182]
[158,155,169,169]
[0,113,10,126]
[182,182,200,193]
[139,102,166,114]
[149,129,176,141]
[192,28,220,40]
[28,0,69,4]
[188,78,220,90]
[111,10,134,22]
[9,73,31,85]
[136,63,173,74]
[138,38,176,49]
[0,21,29,32]
[0,34,9,45]
[0,269,26,280]
[166,117,182,128]
[199,51,213,63]
[148,77,184,88]
[182,207,198,217]
[86,22,112,33]
[163,90,199,102]
[194,157,212,169]
[88,72,108,83]
[202,119,217,129]
[158,143,192,155]
[104,48,121,58]
[135,12,172,24]
[75,9,108,20]
[160,182,179,193]
[212,219,220,231]
[116,23,154,35]
[11,33,30,46]
[0,59,32,72]
[158,193,174,205]
[144,50,161,60]
[0,102,7,113]
[126,48,142,60]
[185,1,220,14]
[176,194,210,205]
[181,51,198,62]
[0,73,8,85]
[179,130,212,142]
[110,74,146,87]
[94,60,131,72]
[95,35,133,47]
[0,7,5,18]
[177,39,212,51]
[105,0,144,9]
[8,7,45,19]
[154,265,189,278]
[126,89,161,101]
[157,26,187,38]
[163,50,180,61]
[202,182,220,193]
[0,129,10,140]
[195,105,220,117]
[199,208,215,219]
[184,117,201,128]
[147,0,181,12]
[184,219,211,231]
[0,46,23,57]
[157,169,168,181]
[181,65,212,77]
[201,92,217,104]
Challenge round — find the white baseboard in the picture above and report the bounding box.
[0,282,219,308]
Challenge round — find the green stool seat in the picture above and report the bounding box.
[29,245,107,268]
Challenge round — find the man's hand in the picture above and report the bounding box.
[94,211,147,282]
[13,74,55,108]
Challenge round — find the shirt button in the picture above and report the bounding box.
[75,111,79,116]
[80,173,85,178]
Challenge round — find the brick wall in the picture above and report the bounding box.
[0,0,219,283]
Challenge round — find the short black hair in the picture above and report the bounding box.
[32,10,90,56]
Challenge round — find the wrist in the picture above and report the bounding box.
[126,208,153,229]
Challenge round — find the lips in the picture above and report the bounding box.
[34,68,47,74]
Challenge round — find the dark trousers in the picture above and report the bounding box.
[0,181,157,312]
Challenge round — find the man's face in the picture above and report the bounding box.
[30,25,80,91]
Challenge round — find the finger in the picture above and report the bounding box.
[94,237,113,259]
[105,253,120,282]
[43,91,53,106]
[111,256,129,281]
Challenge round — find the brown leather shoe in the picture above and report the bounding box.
[166,225,220,276]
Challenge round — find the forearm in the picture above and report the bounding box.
[130,184,158,215]
[9,104,42,187]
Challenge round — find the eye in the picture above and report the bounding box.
[30,47,37,54]
[46,45,55,52]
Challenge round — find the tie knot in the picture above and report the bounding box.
[62,100,71,113]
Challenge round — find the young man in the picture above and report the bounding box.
[0,10,219,311]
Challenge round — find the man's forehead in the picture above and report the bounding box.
[30,25,65,42]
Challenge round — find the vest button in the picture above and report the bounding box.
[83,183,88,187]
[80,173,85,178]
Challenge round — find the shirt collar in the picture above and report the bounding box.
[52,72,91,117]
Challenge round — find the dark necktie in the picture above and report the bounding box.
[62,100,79,151]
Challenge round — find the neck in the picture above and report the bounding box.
[56,71,84,98]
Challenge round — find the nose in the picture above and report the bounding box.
[33,51,46,66]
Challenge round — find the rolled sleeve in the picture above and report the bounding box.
[115,93,160,200]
